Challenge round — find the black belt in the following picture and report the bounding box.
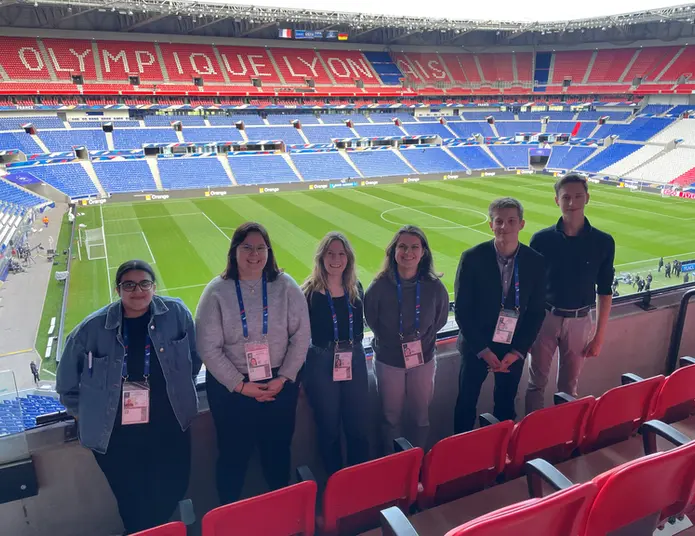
[546,304,592,318]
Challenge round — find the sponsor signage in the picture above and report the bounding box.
[516,169,534,175]
[481,172,496,177]
[443,174,459,180]
[663,189,695,200]
[360,180,379,186]
[81,198,107,205]
[259,187,280,193]
[145,194,170,200]
[309,183,328,190]
[403,178,420,183]
[329,182,357,189]
[681,260,695,273]
[205,190,228,197]
[295,30,324,40]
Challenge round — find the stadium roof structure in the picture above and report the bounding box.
[1,0,695,47]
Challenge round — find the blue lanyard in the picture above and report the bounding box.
[501,257,520,310]
[394,270,420,338]
[122,324,151,381]
[235,274,268,340]
[326,288,353,344]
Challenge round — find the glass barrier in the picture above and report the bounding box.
[0,369,31,464]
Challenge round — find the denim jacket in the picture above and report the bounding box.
[56,296,202,454]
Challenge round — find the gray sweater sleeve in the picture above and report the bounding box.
[195,279,245,392]
[277,276,310,382]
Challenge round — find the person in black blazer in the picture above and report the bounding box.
[454,198,546,433]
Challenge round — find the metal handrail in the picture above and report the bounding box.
[665,288,695,375]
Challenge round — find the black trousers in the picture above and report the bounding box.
[454,352,524,434]
[206,369,300,505]
[94,423,191,535]
[303,345,370,475]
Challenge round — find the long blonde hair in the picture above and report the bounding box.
[375,225,441,282]
[302,232,359,303]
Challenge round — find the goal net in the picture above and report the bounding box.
[80,227,106,261]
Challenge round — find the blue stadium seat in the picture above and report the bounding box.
[494,122,542,137]
[69,120,141,128]
[39,130,108,151]
[29,164,98,197]
[320,114,370,125]
[182,128,243,143]
[447,122,495,139]
[370,112,415,123]
[577,111,632,121]
[144,115,206,127]
[244,126,305,145]
[353,124,404,137]
[0,395,66,436]
[291,152,358,181]
[593,124,631,139]
[665,105,694,116]
[0,132,43,154]
[578,143,642,173]
[228,154,299,185]
[448,146,499,169]
[400,148,467,173]
[348,150,413,177]
[519,111,576,120]
[640,104,673,115]
[461,111,515,121]
[266,114,320,125]
[0,116,64,130]
[403,123,452,138]
[158,158,232,189]
[620,117,675,141]
[113,128,179,149]
[302,125,354,144]
[488,145,530,168]
[93,161,157,193]
[228,115,266,126]
[0,179,46,207]
[546,146,596,170]
[545,121,596,138]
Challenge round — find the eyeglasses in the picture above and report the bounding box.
[119,280,154,292]
[240,244,269,255]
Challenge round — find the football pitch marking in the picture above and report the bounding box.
[100,204,113,303]
[380,205,489,231]
[352,189,492,238]
[142,231,157,265]
[201,212,231,241]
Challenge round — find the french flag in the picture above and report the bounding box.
[279,28,292,39]
[571,122,582,137]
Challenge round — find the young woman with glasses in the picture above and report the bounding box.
[56,259,201,535]
[195,221,310,505]
[301,232,370,475]
[364,225,449,453]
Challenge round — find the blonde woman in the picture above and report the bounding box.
[364,225,449,452]
[302,232,370,474]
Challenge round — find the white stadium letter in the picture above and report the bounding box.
[248,55,270,76]
[189,53,216,75]
[135,50,156,73]
[47,47,91,73]
[172,52,184,75]
[221,54,248,76]
[19,47,44,71]
[327,57,351,79]
[102,49,129,73]
[297,56,319,77]
[396,59,420,80]
[347,58,374,79]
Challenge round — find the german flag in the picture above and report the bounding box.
[338,33,348,41]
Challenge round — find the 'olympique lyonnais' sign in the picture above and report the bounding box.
[662,189,695,200]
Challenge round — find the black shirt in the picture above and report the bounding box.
[308,287,364,348]
[530,217,615,309]
[113,312,179,431]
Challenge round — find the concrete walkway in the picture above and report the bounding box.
[0,206,65,391]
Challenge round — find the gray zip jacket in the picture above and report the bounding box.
[56,296,201,454]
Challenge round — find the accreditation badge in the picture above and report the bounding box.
[402,338,424,369]
[333,344,353,382]
[121,382,150,425]
[492,309,519,344]
[245,342,272,382]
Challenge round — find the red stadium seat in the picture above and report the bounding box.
[201,481,317,536]
[132,522,187,536]
[445,482,598,535]
[418,420,514,509]
[578,375,664,453]
[501,396,595,479]
[651,358,695,423]
[307,439,423,536]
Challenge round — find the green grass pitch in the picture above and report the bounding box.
[63,174,695,343]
